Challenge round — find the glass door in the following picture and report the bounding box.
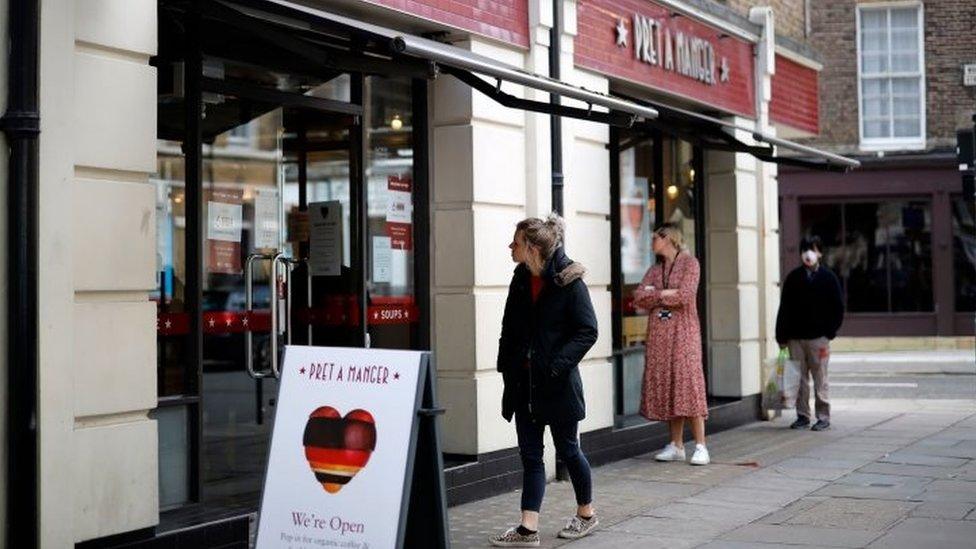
[155,70,426,511]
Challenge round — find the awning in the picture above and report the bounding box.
[622,96,860,172]
[216,0,659,125]
[201,0,857,172]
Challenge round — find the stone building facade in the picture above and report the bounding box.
[1,0,840,546]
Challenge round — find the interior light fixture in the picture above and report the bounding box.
[667,184,679,200]
[390,114,403,131]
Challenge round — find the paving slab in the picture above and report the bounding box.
[915,486,976,504]
[877,452,970,468]
[803,448,889,461]
[725,469,829,493]
[911,501,975,519]
[607,515,732,541]
[641,499,773,525]
[758,497,829,525]
[721,523,882,548]
[690,486,807,508]
[600,458,749,484]
[856,462,963,479]
[782,498,916,530]
[898,444,976,460]
[866,518,976,549]
[561,531,697,549]
[698,542,841,549]
[810,472,931,501]
[924,479,976,493]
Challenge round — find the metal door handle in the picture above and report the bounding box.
[245,252,285,379]
[275,256,302,348]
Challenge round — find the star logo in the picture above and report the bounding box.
[299,367,306,375]
[720,57,730,82]
[225,317,233,327]
[164,319,172,329]
[393,372,400,380]
[241,316,248,326]
[208,318,216,328]
[615,18,628,48]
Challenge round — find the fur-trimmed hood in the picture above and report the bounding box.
[554,261,587,287]
[542,246,586,287]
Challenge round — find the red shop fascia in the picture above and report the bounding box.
[576,0,820,136]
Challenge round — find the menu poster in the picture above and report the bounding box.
[308,201,343,276]
[254,189,280,250]
[207,188,243,274]
[255,346,427,549]
[385,175,413,251]
[372,236,392,284]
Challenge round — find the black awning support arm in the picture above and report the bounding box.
[205,0,436,79]
[446,67,639,129]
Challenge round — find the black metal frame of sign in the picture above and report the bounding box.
[397,352,450,548]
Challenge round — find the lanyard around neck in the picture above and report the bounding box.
[663,252,681,289]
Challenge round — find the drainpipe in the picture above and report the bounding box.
[550,0,563,215]
[0,0,41,546]
[749,6,775,366]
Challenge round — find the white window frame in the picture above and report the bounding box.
[855,1,926,151]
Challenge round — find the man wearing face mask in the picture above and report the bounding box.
[775,236,845,431]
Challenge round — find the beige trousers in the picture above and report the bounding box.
[788,337,831,422]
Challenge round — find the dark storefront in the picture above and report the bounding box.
[780,161,975,338]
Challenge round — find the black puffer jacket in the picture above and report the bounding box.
[775,265,845,345]
[497,247,598,424]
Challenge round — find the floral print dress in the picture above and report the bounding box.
[632,252,708,421]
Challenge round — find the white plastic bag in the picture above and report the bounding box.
[761,348,801,419]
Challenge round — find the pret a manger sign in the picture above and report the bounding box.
[575,0,756,117]
[624,15,730,85]
[256,346,426,549]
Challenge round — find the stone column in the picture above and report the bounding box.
[431,37,528,455]
[38,1,160,544]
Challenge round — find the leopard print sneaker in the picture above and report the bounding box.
[557,514,599,539]
[488,526,540,547]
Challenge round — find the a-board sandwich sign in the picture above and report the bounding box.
[255,346,448,549]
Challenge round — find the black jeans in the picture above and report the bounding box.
[515,412,593,513]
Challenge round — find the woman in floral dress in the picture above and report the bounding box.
[631,223,710,465]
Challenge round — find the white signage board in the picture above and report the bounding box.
[254,189,280,250]
[207,200,243,242]
[308,201,343,276]
[256,346,425,549]
[372,236,392,283]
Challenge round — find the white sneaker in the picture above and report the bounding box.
[654,443,686,462]
[690,444,710,466]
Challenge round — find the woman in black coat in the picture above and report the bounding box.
[489,214,600,547]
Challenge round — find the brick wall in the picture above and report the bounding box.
[365,0,530,47]
[803,0,976,153]
[719,0,808,42]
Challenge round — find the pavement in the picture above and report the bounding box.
[447,350,976,549]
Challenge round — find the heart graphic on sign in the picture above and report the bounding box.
[302,406,376,494]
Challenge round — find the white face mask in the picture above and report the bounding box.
[801,250,819,267]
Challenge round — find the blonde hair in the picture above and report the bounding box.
[655,222,685,252]
[516,212,565,260]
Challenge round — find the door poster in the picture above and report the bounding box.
[371,236,393,283]
[385,175,412,251]
[254,189,280,250]
[207,188,244,274]
[255,346,426,549]
[308,201,343,276]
